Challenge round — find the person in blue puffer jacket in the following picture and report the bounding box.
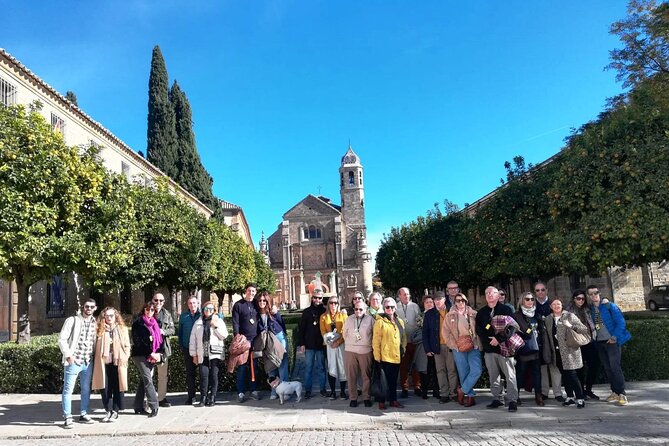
[587,285,631,406]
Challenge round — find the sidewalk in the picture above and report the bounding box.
[1,381,667,439]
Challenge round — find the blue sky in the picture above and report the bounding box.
[2,1,628,262]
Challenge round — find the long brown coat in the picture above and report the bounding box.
[92,325,131,392]
[544,311,589,371]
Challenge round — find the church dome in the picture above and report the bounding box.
[341,145,362,167]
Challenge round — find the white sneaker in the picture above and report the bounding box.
[270,394,278,400]
[101,412,111,423]
[606,392,619,403]
[617,394,628,406]
[250,391,260,400]
[109,411,118,422]
[237,392,246,403]
[63,417,74,429]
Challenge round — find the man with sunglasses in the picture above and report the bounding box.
[297,285,327,399]
[58,298,98,428]
[533,282,563,402]
[475,286,518,412]
[152,293,175,408]
[588,285,631,406]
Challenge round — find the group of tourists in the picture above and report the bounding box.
[56,280,631,428]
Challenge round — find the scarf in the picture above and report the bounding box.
[202,314,212,343]
[522,306,536,318]
[101,323,115,363]
[142,314,162,353]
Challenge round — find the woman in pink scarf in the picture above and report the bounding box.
[131,302,165,417]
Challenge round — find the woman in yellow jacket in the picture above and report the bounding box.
[320,296,348,399]
[373,297,407,409]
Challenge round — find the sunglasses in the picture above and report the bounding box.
[104,313,115,318]
[524,297,535,301]
[574,296,585,301]
[354,308,365,312]
[203,306,215,311]
[329,301,339,305]
[385,306,396,310]
[534,288,546,292]
[588,291,600,295]
[454,299,465,303]
[258,299,268,303]
[353,296,362,300]
[153,299,164,303]
[84,305,96,309]
[312,296,323,300]
[144,307,155,312]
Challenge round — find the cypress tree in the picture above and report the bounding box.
[170,81,218,212]
[147,45,179,178]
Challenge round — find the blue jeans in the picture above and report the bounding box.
[275,331,290,381]
[303,348,326,393]
[596,341,626,395]
[62,361,93,419]
[236,352,258,394]
[452,349,482,397]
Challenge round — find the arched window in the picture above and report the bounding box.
[304,225,322,240]
[348,171,354,185]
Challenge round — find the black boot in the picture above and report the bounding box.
[328,376,337,399]
[199,394,206,406]
[419,373,429,399]
[340,381,348,400]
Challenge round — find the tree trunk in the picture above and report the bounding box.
[15,279,31,344]
[169,286,179,322]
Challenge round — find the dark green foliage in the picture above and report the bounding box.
[170,81,218,212]
[608,0,669,89]
[147,46,179,179]
[619,320,669,380]
[65,91,78,106]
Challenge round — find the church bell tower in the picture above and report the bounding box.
[339,145,373,295]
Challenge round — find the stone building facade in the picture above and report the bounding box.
[267,146,373,308]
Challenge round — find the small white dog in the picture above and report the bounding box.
[268,377,303,405]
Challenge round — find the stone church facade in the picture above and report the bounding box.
[266,146,373,308]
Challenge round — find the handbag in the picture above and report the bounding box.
[209,343,224,355]
[456,335,474,352]
[565,327,590,348]
[370,361,387,401]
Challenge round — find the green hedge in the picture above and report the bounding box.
[1,319,666,393]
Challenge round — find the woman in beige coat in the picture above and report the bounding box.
[92,307,130,422]
[442,293,481,407]
[545,298,589,408]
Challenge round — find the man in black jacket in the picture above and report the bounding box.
[475,286,518,412]
[232,283,260,402]
[297,287,327,399]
